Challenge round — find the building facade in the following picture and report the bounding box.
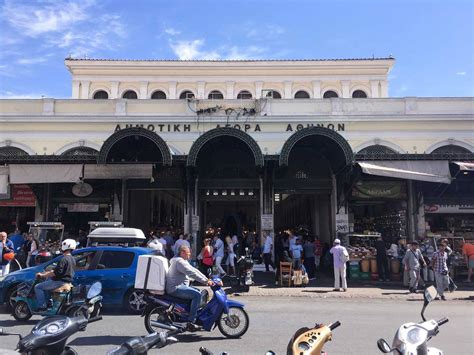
[1,58,473,250]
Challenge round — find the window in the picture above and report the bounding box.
[179,90,195,99]
[352,90,367,98]
[97,251,135,269]
[44,251,97,272]
[358,145,397,155]
[323,90,338,98]
[237,90,252,99]
[266,90,282,99]
[151,90,167,99]
[294,90,310,99]
[431,145,470,154]
[93,90,108,99]
[208,90,224,99]
[122,90,138,99]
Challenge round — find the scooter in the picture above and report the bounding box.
[107,332,178,355]
[377,285,449,354]
[0,315,102,354]
[228,247,254,291]
[142,276,249,338]
[12,279,102,322]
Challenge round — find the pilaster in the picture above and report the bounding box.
[139,81,148,99]
[80,81,90,99]
[312,80,321,99]
[341,80,351,98]
[284,81,293,99]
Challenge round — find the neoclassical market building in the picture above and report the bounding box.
[0,58,473,250]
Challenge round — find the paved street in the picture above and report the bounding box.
[0,295,472,355]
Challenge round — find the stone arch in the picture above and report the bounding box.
[98,127,172,165]
[55,141,101,155]
[354,140,405,154]
[425,139,474,153]
[187,127,264,167]
[0,141,35,155]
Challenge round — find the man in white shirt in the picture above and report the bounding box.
[330,239,349,292]
[173,234,191,256]
[262,233,275,272]
[212,235,226,276]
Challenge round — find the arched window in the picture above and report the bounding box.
[358,145,397,155]
[93,90,108,99]
[0,146,29,157]
[208,90,224,99]
[431,145,470,154]
[151,90,167,99]
[62,147,98,157]
[237,90,252,99]
[122,90,138,99]
[266,90,282,99]
[323,90,339,98]
[294,90,310,99]
[179,90,195,99]
[352,90,368,98]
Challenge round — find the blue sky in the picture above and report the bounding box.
[0,0,472,99]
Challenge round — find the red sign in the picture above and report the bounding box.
[0,184,36,207]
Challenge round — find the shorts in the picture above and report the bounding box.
[469,259,474,268]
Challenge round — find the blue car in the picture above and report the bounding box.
[0,246,152,313]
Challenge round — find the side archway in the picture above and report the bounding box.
[0,141,35,155]
[425,140,474,153]
[187,127,264,167]
[98,127,172,165]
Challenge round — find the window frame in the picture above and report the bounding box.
[323,90,339,99]
[150,90,167,100]
[237,90,253,99]
[294,90,310,99]
[122,90,138,99]
[208,90,224,100]
[93,90,109,99]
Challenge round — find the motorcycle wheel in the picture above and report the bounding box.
[144,306,172,334]
[65,305,88,318]
[12,300,32,321]
[217,306,249,338]
[5,284,20,310]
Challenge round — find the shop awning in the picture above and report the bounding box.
[0,167,9,194]
[358,161,451,184]
[454,161,474,171]
[84,164,153,179]
[9,164,83,184]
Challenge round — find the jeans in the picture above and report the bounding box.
[169,285,202,323]
[334,265,347,289]
[35,280,66,308]
[263,253,275,271]
[434,272,449,297]
[293,258,302,271]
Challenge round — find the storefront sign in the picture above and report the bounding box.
[336,214,350,233]
[114,122,346,133]
[352,181,406,199]
[66,203,99,212]
[424,204,474,214]
[0,184,36,207]
[261,214,274,230]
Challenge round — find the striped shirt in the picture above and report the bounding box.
[431,250,448,274]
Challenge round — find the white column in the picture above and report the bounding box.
[284,81,293,98]
[255,81,264,98]
[80,81,90,99]
[380,80,389,97]
[139,81,148,99]
[168,81,177,99]
[72,80,80,99]
[110,81,119,99]
[197,81,206,99]
[370,80,380,98]
[226,81,235,99]
[341,80,351,98]
[312,80,321,98]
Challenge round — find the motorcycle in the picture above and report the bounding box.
[142,276,249,338]
[199,320,341,355]
[107,332,178,355]
[225,247,254,292]
[12,279,102,322]
[377,285,448,354]
[0,315,102,355]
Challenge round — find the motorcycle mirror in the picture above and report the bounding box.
[265,352,276,355]
[377,338,392,353]
[421,285,437,321]
[87,282,102,299]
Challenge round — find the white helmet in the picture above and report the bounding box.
[148,239,164,254]
[61,239,77,251]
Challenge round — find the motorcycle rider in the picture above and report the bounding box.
[34,239,77,312]
[166,245,214,331]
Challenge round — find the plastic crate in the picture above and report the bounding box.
[360,272,370,279]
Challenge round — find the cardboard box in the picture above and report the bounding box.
[134,255,168,294]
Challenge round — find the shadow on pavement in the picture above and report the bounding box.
[301,290,331,294]
[69,335,131,346]
[0,319,37,327]
[175,333,226,343]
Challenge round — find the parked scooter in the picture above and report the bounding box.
[12,279,102,321]
[142,276,249,338]
[226,247,254,292]
[107,332,178,355]
[0,315,102,355]
[377,285,448,354]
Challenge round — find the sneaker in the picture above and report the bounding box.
[341,288,347,292]
[186,322,202,332]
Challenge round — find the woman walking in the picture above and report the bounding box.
[198,238,214,276]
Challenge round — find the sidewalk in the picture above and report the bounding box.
[229,268,474,302]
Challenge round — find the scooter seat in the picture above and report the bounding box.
[51,283,73,293]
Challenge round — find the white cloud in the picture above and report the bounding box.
[246,24,285,39]
[456,71,466,76]
[169,39,267,60]
[16,57,50,65]
[164,28,181,36]
[0,91,51,99]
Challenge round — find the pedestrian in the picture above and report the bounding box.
[262,233,275,272]
[303,237,316,278]
[212,234,226,276]
[173,234,190,256]
[431,242,449,300]
[0,231,15,276]
[375,236,390,281]
[288,230,297,250]
[197,238,214,276]
[274,233,286,284]
[313,236,322,270]
[26,233,39,267]
[330,239,349,292]
[77,229,87,248]
[290,237,303,270]
[231,235,240,256]
[163,230,175,258]
[225,236,236,275]
[402,241,426,293]
[461,240,474,282]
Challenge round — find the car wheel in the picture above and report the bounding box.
[5,284,20,311]
[124,288,146,314]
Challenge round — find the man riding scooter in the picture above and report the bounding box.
[166,245,214,331]
[34,239,76,312]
